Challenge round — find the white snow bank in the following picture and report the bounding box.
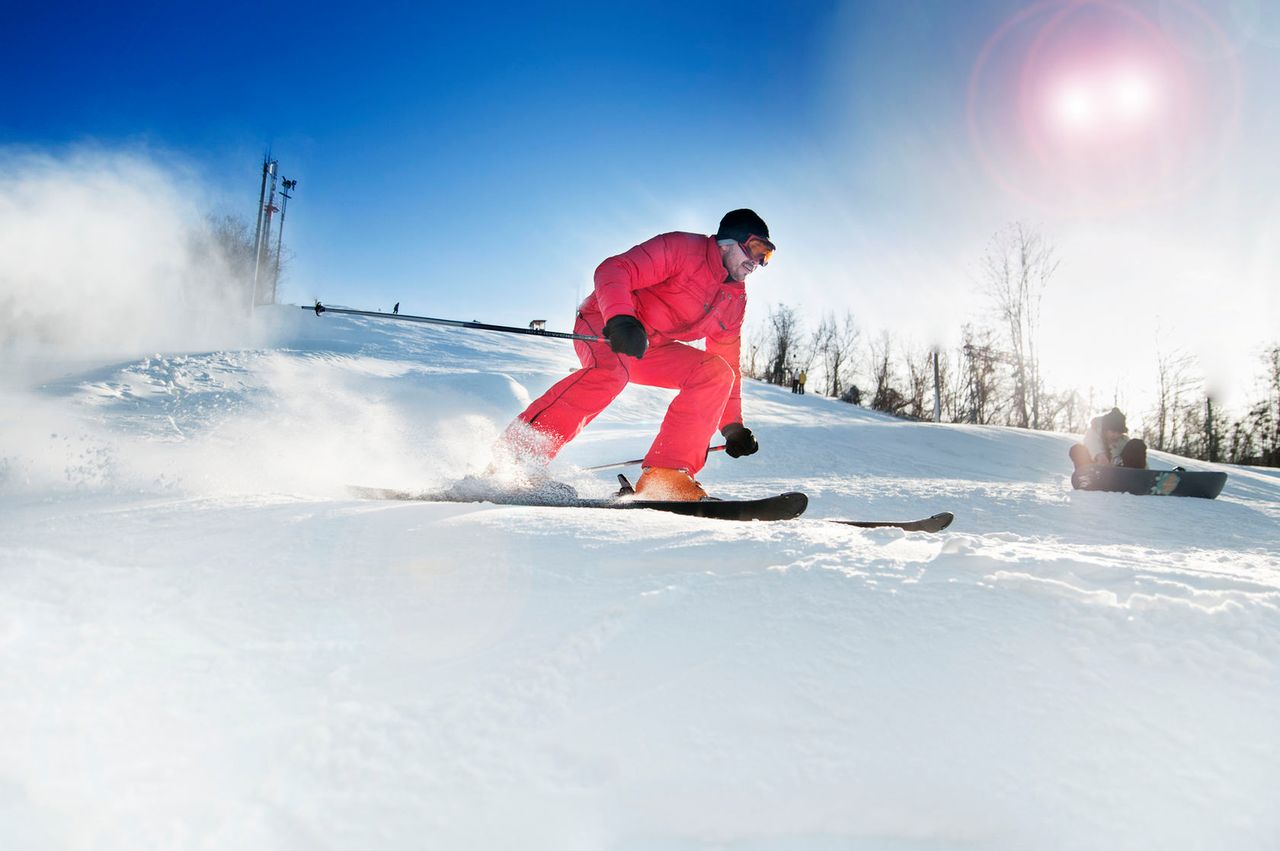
[1,306,1277,850]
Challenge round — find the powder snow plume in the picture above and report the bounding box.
[0,146,263,364]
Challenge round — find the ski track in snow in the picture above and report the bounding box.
[1,306,1278,850]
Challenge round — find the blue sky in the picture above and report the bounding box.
[4,0,1278,410]
[3,1,829,313]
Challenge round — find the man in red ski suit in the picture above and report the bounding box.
[504,209,774,500]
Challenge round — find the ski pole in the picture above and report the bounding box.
[585,445,727,472]
[303,302,600,343]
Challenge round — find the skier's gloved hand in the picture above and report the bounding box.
[720,423,758,458]
[603,315,648,358]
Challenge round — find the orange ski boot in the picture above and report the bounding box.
[633,467,708,501]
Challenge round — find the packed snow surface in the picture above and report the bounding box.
[2,306,1277,850]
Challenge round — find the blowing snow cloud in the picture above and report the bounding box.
[0,147,258,362]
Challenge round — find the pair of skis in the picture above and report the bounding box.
[351,484,955,533]
[608,472,953,531]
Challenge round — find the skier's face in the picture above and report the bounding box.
[720,240,767,281]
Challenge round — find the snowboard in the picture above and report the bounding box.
[350,486,810,522]
[1070,465,1227,499]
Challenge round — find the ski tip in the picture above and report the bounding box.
[781,491,808,508]
[825,510,955,533]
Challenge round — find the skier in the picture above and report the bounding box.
[1070,407,1147,472]
[798,369,807,395]
[497,209,775,500]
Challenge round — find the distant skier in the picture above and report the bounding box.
[393,302,400,315]
[1070,407,1147,472]
[498,209,774,500]
[798,370,807,395]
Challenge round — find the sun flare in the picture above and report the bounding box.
[1048,65,1162,137]
[967,0,1241,209]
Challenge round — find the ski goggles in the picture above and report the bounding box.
[740,234,775,267]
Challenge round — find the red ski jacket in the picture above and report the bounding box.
[582,232,746,427]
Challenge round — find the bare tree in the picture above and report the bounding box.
[1174,398,1204,458]
[1228,417,1258,465]
[186,214,265,310]
[1262,344,1280,465]
[1149,345,1196,452]
[1034,386,1082,433]
[812,310,860,397]
[809,317,831,392]
[199,215,256,281]
[1219,344,1279,465]
[960,324,1004,424]
[1205,395,1226,463]
[868,331,908,415]
[939,348,967,423]
[763,304,805,387]
[740,323,764,380]
[981,222,1058,429]
[903,342,934,420]
[1057,388,1091,434]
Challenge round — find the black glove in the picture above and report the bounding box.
[603,314,648,358]
[720,423,758,458]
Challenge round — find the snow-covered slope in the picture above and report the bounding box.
[2,306,1277,850]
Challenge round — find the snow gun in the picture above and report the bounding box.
[304,302,600,343]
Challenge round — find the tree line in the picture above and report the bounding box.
[744,222,1280,468]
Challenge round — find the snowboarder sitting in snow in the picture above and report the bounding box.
[1069,407,1147,473]
[498,209,774,501]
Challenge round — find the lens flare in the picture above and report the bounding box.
[1052,80,1096,130]
[967,0,1240,211]
[1047,67,1161,138]
[1111,69,1156,119]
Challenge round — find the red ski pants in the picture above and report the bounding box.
[515,311,735,474]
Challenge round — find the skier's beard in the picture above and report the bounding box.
[719,240,758,282]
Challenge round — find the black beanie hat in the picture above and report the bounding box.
[1100,407,1127,433]
[715,209,772,245]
